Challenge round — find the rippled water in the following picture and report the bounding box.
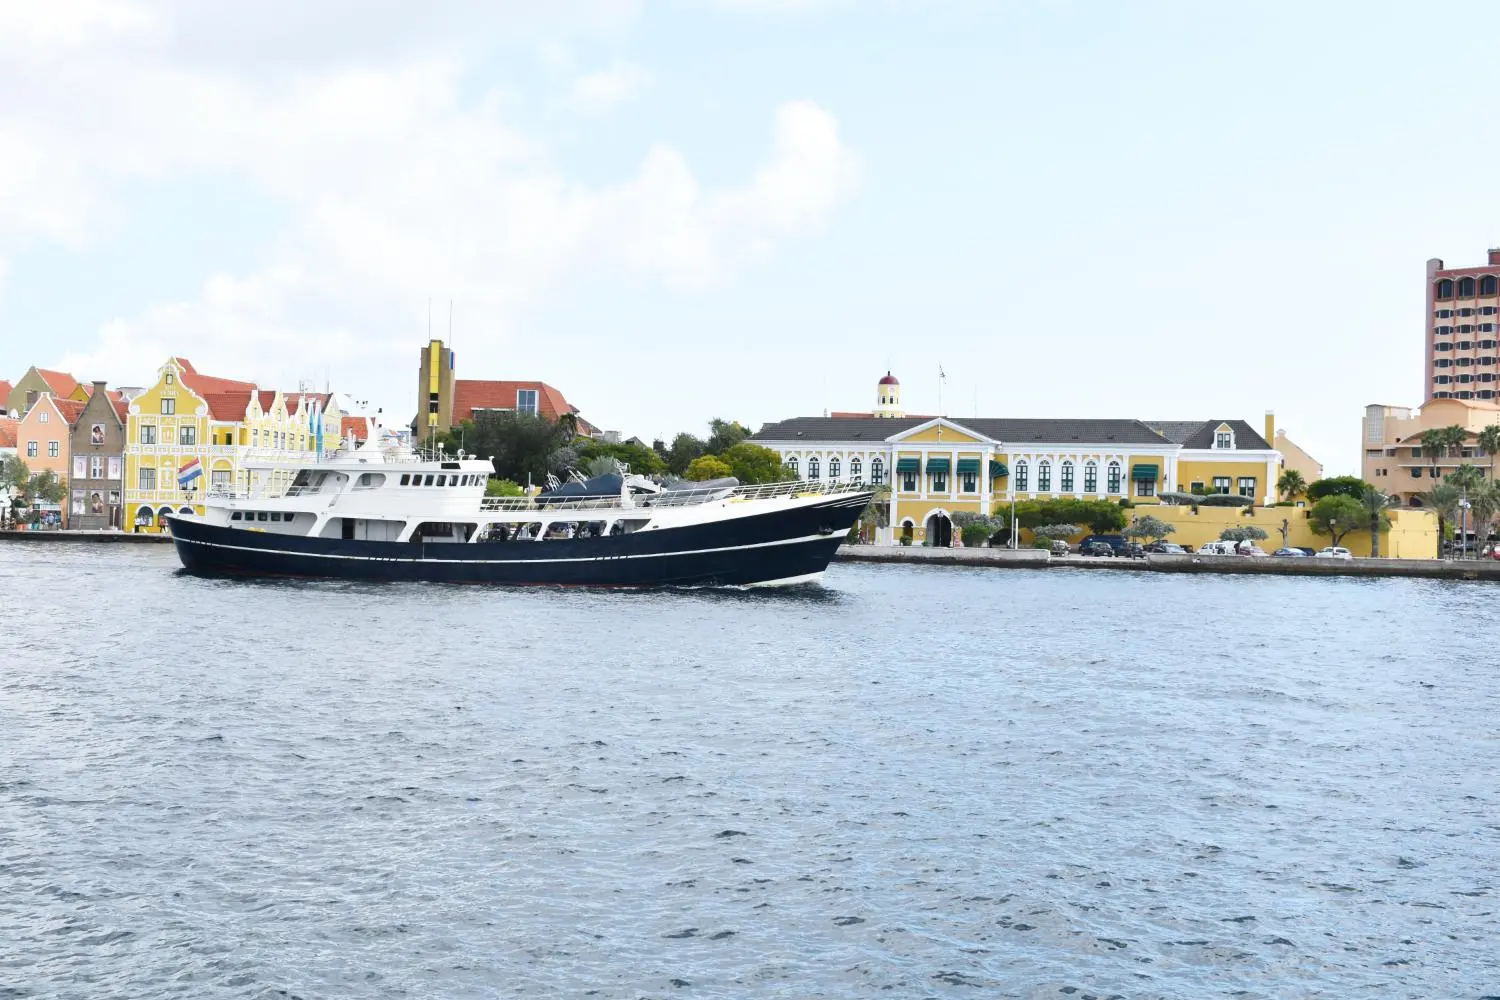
[2,544,1498,998]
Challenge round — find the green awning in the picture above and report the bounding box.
[1131,463,1159,480]
[989,460,1008,479]
[895,458,920,474]
[925,457,950,475]
[955,458,981,475]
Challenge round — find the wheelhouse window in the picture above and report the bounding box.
[1083,461,1097,493]
[870,458,884,485]
[1015,461,1029,492]
[1238,476,1256,498]
[1213,476,1231,494]
[1106,461,1121,494]
[850,457,862,482]
[829,457,841,480]
[516,389,539,415]
[1037,460,1051,492]
[1060,461,1074,492]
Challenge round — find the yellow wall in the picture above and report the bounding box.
[1141,504,1436,559]
[1174,459,1267,496]
[899,426,985,444]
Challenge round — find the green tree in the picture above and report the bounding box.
[1308,494,1365,548]
[1276,469,1307,501]
[1357,485,1396,558]
[685,455,733,481]
[1478,424,1500,483]
[2,456,31,529]
[1219,525,1269,543]
[1124,515,1174,542]
[1033,523,1080,544]
[857,484,892,542]
[448,411,576,488]
[484,478,524,497]
[1421,425,1467,484]
[719,441,789,484]
[705,419,751,455]
[1467,480,1500,554]
[1422,482,1462,558]
[664,433,706,476]
[1448,463,1485,491]
[1305,475,1369,502]
[577,439,667,476]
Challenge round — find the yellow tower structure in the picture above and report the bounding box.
[874,371,903,418]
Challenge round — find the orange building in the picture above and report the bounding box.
[14,394,86,525]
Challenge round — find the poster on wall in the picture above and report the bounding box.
[107,456,122,480]
[108,491,121,507]
[73,455,87,479]
[71,490,86,515]
[90,423,105,446]
[89,491,105,515]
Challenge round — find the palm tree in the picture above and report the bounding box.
[1479,423,1500,483]
[1421,424,1468,483]
[1358,485,1396,558]
[1423,481,1463,558]
[1468,480,1500,555]
[857,484,892,542]
[1449,463,1486,491]
[1276,469,1306,502]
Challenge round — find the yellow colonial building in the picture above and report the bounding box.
[123,358,346,532]
[754,373,1312,546]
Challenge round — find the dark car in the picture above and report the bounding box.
[1080,540,1115,557]
[1145,541,1186,554]
[1079,534,1125,554]
[1119,541,1146,558]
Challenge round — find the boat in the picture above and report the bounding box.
[164,437,873,587]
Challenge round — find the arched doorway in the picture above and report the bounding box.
[924,511,953,547]
[900,519,915,545]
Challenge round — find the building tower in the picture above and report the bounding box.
[874,371,903,418]
[416,339,457,440]
[1425,250,1500,402]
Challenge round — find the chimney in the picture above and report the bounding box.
[1264,410,1276,446]
[92,380,107,395]
[1489,248,1500,266]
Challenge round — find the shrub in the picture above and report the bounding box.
[960,524,992,548]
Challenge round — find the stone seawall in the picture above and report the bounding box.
[0,530,171,544]
[835,545,1500,581]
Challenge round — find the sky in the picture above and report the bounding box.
[6,1,1500,474]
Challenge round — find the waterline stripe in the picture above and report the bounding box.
[173,531,835,565]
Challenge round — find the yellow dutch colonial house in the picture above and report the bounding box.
[751,372,1311,546]
[123,358,344,532]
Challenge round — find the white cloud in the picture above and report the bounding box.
[6,3,861,413]
[568,61,653,114]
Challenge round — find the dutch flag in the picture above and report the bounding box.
[178,458,203,489]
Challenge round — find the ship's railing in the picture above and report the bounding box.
[477,479,870,513]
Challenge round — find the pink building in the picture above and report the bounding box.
[1425,250,1500,402]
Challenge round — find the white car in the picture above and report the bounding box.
[1315,546,1353,560]
[1196,541,1236,555]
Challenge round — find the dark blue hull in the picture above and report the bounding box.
[166,494,869,587]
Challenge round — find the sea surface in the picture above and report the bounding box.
[1,543,1498,999]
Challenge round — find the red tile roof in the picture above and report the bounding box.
[340,415,375,442]
[173,357,254,398]
[452,379,579,424]
[52,398,87,425]
[111,398,129,422]
[0,380,12,402]
[35,369,81,399]
[82,384,125,402]
[201,391,252,422]
[0,418,16,449]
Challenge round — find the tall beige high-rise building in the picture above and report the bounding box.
[1424,250,1500,402]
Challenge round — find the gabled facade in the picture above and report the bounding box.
[123,358,345,532]
[5,367,87,417]
[15,394,85,525]
[68,381,127,530]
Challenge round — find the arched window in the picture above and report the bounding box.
[1084,461,1098,493]
[829,457,841,480]
[1037,460,1052,492]
[870,458,884,485]
[1437,279,1455,299]
[808,457,821,480]
[786,456,798,478]
[1482,276,1498,297]
[134,505,154,526]
[1106,461,1122,494]
[1015,460,1029,492]
[850,457,862,482]
[1459,277,1477,298]
[1060,460,1074,492]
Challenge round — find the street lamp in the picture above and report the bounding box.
[1459,494,1472,560]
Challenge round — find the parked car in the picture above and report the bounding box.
[1296,547,1317,557]
[1315,546,1353,560]
[1049,539,1070,556]
[1272,547,1309,557]
[1119,541,1146,559]
[1238,545,1269,558]
[1078,534,1125,554]
[1080,540,1115,557]
[1145,541,1186,554]
[1195,540,1236,555]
